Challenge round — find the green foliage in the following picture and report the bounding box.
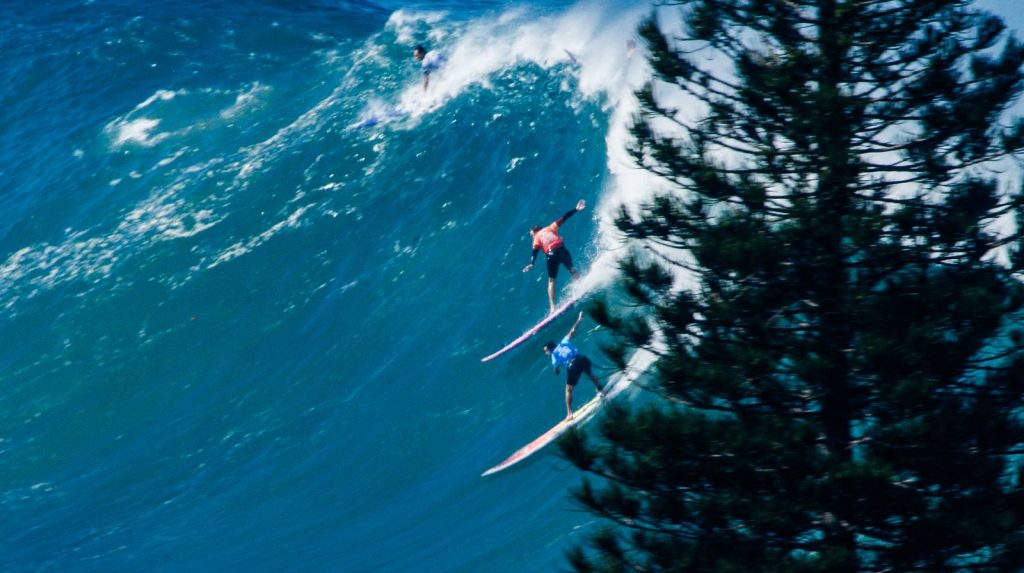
[563,1,1024,571]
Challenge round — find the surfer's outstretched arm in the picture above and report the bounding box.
[523,247,540,272]
[565,311,584,340]
[554,200,585,227]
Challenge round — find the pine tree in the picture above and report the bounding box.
[564,1,1024,571]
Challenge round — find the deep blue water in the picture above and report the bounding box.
[7,0,1024,571]
[1,1,656,571]
[6,0,1024,571]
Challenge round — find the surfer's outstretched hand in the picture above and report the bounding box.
[576,199,586,211]
[568,311,584,332]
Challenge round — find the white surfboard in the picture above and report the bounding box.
[480,297,578,362]
[481,357,648,477]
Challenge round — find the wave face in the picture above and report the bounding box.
[0,0,656,571]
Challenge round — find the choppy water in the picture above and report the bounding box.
[8,1,1020,571]
[1,1,658,571]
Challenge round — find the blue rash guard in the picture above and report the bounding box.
[552,337,595,387]
[550,336,578,369]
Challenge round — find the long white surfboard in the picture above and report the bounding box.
[480,297,578,362]
[481,356,648,477]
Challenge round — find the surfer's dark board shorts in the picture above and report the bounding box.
[566,355,592,387]
[545,246,573,279]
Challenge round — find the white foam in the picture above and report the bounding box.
[208,204,314,269]
[220,82,270,120]
[234,83,341,181]
[0,171,226,313]
[107,85,270,151]
[387,9,448,45]
[384,3,652,113]
[156,147,189,168]
[380,2,673,294]
[136,89,181,110]
[112,117,168,147]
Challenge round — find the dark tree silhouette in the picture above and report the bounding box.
[564,1,1024,571]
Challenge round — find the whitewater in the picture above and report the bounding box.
[0,1,666,571]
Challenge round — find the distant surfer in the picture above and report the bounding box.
[413,45,445,91]
[544,312,604,420]
[523,199,586,314]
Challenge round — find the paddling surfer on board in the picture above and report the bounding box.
[523,199,585,314]
[544,312,605,420]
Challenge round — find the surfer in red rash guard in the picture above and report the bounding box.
[523,199,585,314]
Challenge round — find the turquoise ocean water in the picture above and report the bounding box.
[6,1,1024,571]
[1,1,659,570]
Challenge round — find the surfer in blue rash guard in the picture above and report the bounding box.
[523,199,586,314]
[413,45,445,91]
[544,312,605,420]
